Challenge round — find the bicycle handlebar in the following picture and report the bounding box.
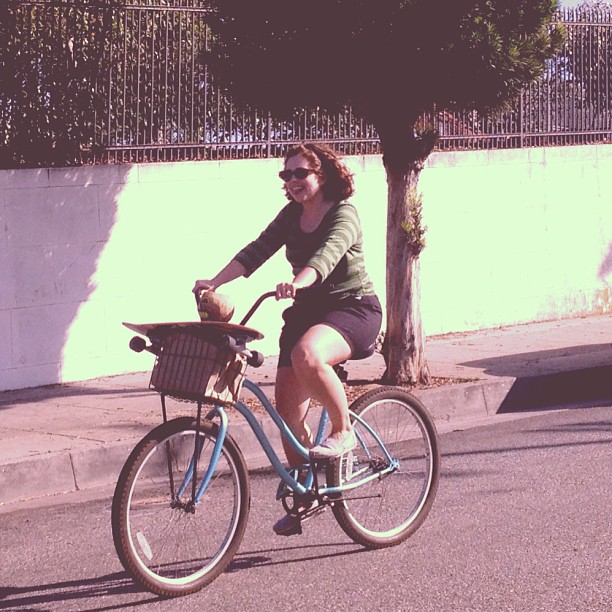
[239,291,276,326]
[128,290,283,368]
[239,287,308,326]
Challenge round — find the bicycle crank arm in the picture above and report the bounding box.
[332,493,383,502]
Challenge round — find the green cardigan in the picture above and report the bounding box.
[234,200,376,302]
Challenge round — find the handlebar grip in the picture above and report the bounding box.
[129,336,161,356]
[221,334,265,368]
[129,336,147,353]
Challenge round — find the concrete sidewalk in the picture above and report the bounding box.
[1,314,611,506]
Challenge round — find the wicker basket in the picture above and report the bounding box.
[149,331,247,403]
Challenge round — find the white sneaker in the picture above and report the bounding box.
[309,429,357,459]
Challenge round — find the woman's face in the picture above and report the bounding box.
[281,154,325,204]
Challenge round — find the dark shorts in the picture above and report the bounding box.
[278,294,383,368]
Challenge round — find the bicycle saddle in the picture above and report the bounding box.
[334,343,376,382]
[351,343,376,361]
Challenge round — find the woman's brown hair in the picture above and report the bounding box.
[283,143,354,202]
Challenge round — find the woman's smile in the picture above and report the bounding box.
[288,182,307,198]
[283,154,323,205]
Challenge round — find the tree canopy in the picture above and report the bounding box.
[207,1,564,134]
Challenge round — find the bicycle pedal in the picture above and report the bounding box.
[300,504,325,521]
[286,521,304,537]
[273,513,304,536]
[277,505,323,537]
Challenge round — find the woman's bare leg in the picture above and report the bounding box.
[275,366,313,468]
[289,324,352,441]
[272,325,352,532]
[275,323,352,465]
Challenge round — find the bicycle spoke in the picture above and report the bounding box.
[329,388,440,548]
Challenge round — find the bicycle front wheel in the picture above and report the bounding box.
[112,416,250,597]
[329,387,440,549]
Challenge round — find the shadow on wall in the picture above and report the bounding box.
[1,166,127,390]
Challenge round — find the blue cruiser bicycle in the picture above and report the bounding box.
[112,292,440,598]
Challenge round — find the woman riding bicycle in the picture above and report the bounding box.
[193,142,382,535]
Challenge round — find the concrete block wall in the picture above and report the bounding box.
[0,145,610,391]
[419,146,612,333]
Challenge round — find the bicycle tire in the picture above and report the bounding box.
[328,387,440,549]
[112,416,250,597]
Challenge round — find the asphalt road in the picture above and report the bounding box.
[1,403,610,612]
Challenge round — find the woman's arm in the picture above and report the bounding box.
[305,202,360,283]
[275,266,320,300]
[234,204,292,278]
[193,259,247,294]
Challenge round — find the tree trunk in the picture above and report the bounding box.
[377,121,437,386]
[383,165,430,385]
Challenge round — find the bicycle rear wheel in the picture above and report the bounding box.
[328,387,440,549]
[112,416,250,597]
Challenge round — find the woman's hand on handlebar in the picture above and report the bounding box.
[193,260,246,296]
[275,282,300,300]
[275,266,319,300]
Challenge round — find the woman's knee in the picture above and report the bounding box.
[291,327,351,374]
[290,341,323,374]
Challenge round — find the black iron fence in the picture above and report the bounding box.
[1,1,612,167]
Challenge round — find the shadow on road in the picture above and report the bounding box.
[0,571,161,611]
[441,416,612,462]
[0,542,366,610]
[460,345,612,412]
[497,366,612,413]
[228,540,363,573]
[0,384,153,410]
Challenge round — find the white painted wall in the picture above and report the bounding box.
[419,146,611,333]
[1,145,610,391]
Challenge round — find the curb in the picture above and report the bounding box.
[2,366,611,507]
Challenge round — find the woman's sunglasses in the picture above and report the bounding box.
[278,167,313,182]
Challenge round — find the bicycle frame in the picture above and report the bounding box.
[182,377,397,506]
[114,290,441,599]
[153,289,396,506]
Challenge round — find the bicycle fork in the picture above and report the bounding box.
[168,401,229,512]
